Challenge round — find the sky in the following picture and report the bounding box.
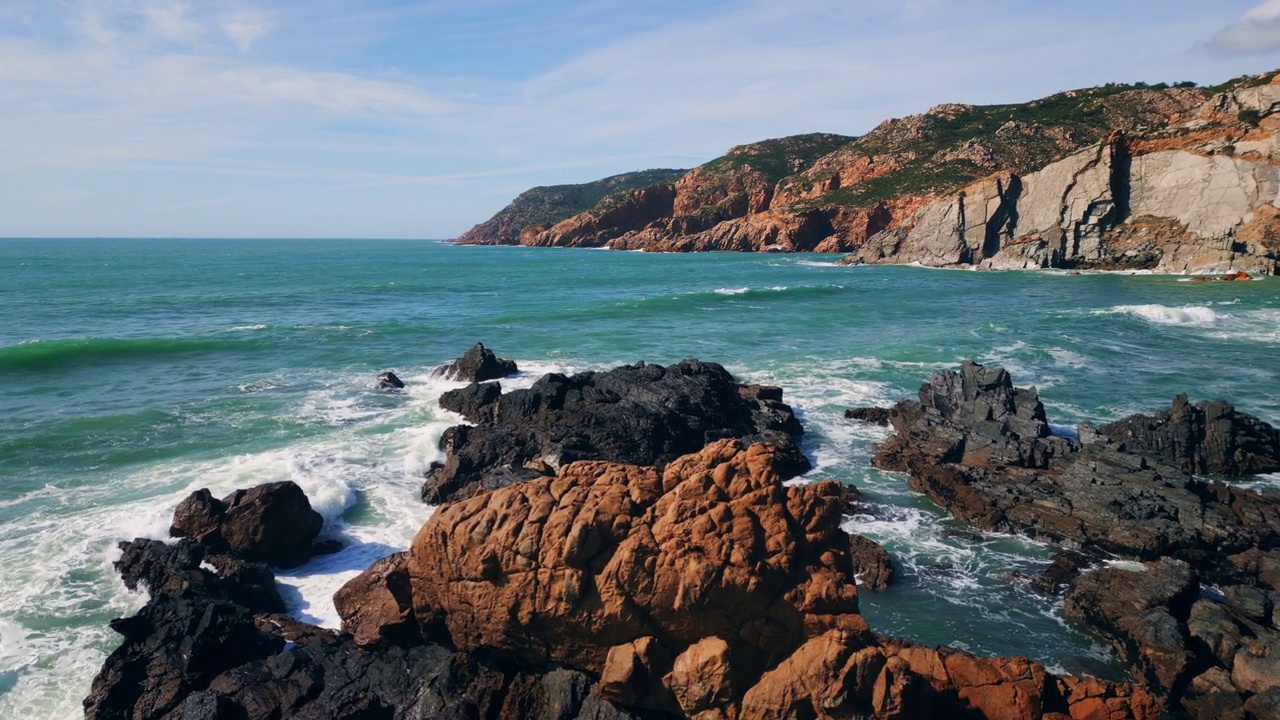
[4,1,1280,239]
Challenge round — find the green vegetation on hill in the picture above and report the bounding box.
[788,81,1213,211]
[701,133,855,183]
[456,168,687,243]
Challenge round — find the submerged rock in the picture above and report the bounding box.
[422,358,809,504]
[433,342,518,383]
[376,370,405,390]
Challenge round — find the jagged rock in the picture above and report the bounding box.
[170,481,325,569]
[1065,559,1199,695]
[1096,393,1280,476]
[376,371,405,390]
[83,598,285,720]
[114,538,285,614]
[433,342,518,383]
[844,406,891,426]
[872,361,1280,564]
[422,359,808,504]
[399,439,1156,718]
[848,533,894,590]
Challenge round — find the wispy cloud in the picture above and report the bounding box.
[221,10,271,52]
[143,1,203,43]
[1211,0,1280,54]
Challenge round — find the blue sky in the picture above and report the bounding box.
[4,1,1280,238]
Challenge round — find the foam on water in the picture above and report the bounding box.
[0,360,474,716]
[1102,304,1220,326]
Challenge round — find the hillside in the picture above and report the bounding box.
[453,169,687,245]
[454,70,1280,274]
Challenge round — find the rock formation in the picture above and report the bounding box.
[86,354,1168,720]
[432,342,519,383]
[169,480,325,569]
[457,71,1280,274]
[871,361,1280,716]
[423,359,808,504]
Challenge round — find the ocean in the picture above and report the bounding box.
[2,238,1278,717]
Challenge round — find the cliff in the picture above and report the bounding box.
[455,70,1280,274]
[453,168,687,246]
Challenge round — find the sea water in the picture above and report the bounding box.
[2,238,1278,717]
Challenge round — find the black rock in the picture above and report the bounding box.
[377,371,405,390]
[1097,393,1280,476]
[845,407,891,426]
[422,359,808,504]
[434,342,518,383]
[114,538,285,614]
[170,481,325,569]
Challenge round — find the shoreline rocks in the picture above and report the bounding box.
[170,481,325,569]
[433,342,518,383]
[871,360,1280,716]
[85,354,1181,720]
[423,359,809,504]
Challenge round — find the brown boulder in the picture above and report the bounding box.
[333,551,421,647]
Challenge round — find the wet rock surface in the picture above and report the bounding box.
[433,341,518,383]
[874,360,1280,716]
[422,359,809,504]
[170,481,325,569]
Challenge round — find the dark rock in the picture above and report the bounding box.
[871,361,1280,568]
[311,539,344,557]
[845,406,891,426]
[114,538,284,614]
[171,481,324,569]
[434,342,518,383]
[376,371,405,390]
[422,359,809,504]
[1096,393,1280,476]
[849,533,894,589]
[1030,549,1097,594]
[439,380,502,420]
[1064,558,1199,696]
[1188,599,1243,668]
[1223,584,1273,626]
[1180,668,1245,719]
[83,599,284,720]
[1232,637,1280,695]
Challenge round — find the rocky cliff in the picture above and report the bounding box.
[456,71,1280,274]
[454,169,686,246]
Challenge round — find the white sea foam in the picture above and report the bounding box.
[713,287,749,295]
[227,324,268,331]
[1102,304,1220,326]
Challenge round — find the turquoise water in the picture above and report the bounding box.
[2,238,1279,717]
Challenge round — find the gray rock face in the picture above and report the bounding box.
[840,87,1280,274]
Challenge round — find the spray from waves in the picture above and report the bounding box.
[0,336,262,372]
[1098,304,1220,326]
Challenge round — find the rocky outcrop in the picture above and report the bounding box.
[1095,393,1280,476]
[432,342,518,383]
[422,359,808,504]
[89,485,651,720]
[457,70,1280,273]
[90,363,1169,720]
[169,481,325,569]
[395,438,1157,719]
[872,361,1280,715]
[872,361,1280,562]
[376,371,404,390]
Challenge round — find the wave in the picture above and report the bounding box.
[1098,304,1220,326]
[0,336,254,371]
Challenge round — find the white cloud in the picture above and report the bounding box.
[1210,0,1280,54]
[143,1,204,44]
[222,10,271,52]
